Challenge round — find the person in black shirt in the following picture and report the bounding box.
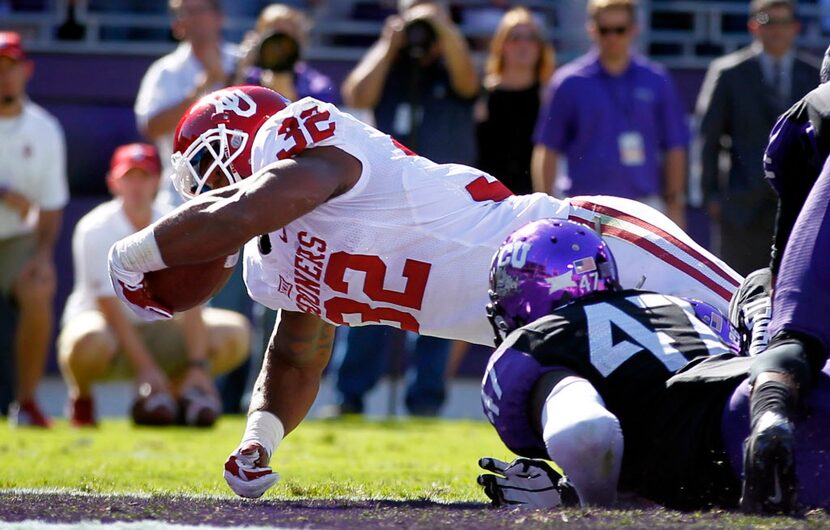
[475,7,555,195]
[764,44,830,278]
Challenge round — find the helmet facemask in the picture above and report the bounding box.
[171,123,249,199]
[486,294,527,347]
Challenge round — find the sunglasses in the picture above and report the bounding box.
[597,25,630,36]
[754,13,795,26]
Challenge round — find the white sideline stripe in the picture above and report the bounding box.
[0,522,303,530]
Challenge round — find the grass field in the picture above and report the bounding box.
[0,416,512,501]
[1,416,826,529]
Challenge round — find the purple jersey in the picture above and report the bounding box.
[481,290,732,459]
[763,82,830,273]
[533,50,688,198]
[769,155,830,349]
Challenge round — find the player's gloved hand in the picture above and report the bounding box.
[223,441,280,498]
[108,246,173,321]
[477,457,579,508]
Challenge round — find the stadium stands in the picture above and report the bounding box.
[4,1,829,65]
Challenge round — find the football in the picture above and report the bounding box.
[131,383,177,426]
[144,252,239,312]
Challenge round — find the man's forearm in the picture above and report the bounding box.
[663,148,687,227]
[663,148,687,203]
[144,100,196,141]
[98,297,156,371]
[247,352,326,435]
[531,146,558,195]
[248,319,335,435]
[154,155,341,267]
[341,39,396,108]
[439,26,479,98]
[35,209,62,255]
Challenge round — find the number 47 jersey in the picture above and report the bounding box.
[481,290,735,458]
[243,97,741,346]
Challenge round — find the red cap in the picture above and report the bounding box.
[0,32,26,62]
[109,143,161,180]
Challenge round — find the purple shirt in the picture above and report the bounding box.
[534,50,689,198]
[244,62,339,104]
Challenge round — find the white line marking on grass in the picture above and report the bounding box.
[0,522,304,530]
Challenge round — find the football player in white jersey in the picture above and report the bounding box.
[107,85,741,498]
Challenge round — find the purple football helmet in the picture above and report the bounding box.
[487,219,620,344]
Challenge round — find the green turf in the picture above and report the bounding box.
[0,416,515,502]
[3,417,826,529]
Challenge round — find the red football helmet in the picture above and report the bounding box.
[171,85,290,198]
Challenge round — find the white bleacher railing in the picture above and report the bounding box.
[2,0,829,66]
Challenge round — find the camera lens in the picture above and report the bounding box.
[403,19,437,60]
[256,32,300,72]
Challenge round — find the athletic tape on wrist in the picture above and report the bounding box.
[116,227,166,273]
[241,410,285,459]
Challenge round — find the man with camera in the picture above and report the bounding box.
[342,0,479,164]
[226,3,338,414]
[234,4,337,104]
[338,0,479,417]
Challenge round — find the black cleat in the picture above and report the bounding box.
[740,411,798,514]
[557,476,580,507]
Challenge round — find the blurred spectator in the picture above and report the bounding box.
[0,32,68,427]
[695,0,819,275]
[531,0,688,228]
[134,1,251,416]
[451,6,555,381]
[217,2,339,414]
[475,6,554,195]
[57,143,250,427]
[233,3,338,103]
[134,0,238,213]
[342,0,479,162]
[336,0,478,417]
[222,1,316,48]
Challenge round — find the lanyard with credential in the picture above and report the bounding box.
[603,68,646,167]
[602,68,636,127]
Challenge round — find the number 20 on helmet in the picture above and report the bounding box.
[487,218,620,345]
[171,85,290,199]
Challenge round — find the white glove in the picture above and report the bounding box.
[477,457,578,508]
[108,246,173,321]
[223,441,280,498]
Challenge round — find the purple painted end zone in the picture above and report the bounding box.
[1,492,824,529]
